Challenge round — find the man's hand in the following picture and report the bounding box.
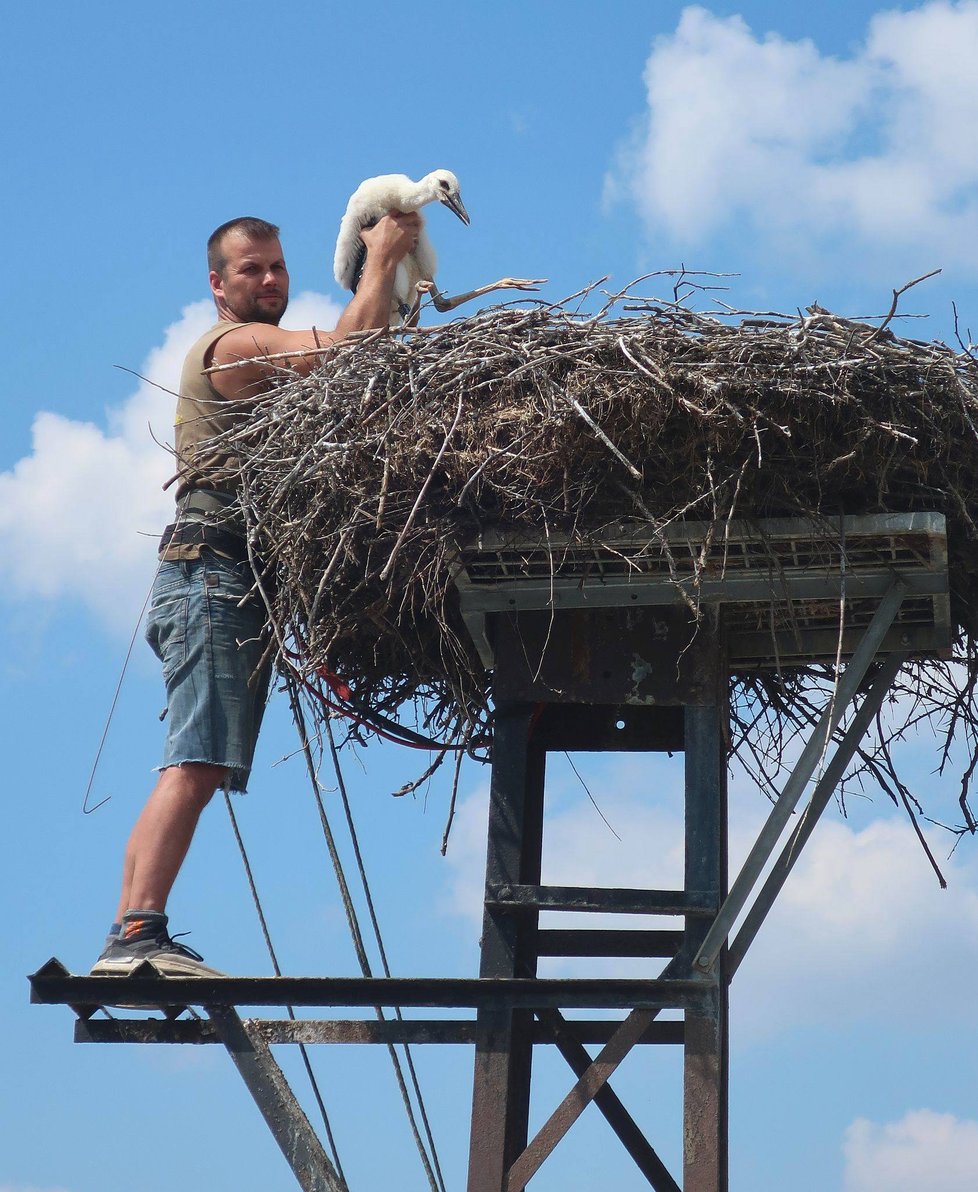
[331,210,423,338]
[360,210,423,271]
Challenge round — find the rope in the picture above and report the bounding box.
[223,792,349,1189]
[286,677,446,1192]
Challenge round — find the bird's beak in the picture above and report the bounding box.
[441,193,470,226]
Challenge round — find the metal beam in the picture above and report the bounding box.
[205,1003,345,1192]
[502,702,729,1192]
[692,579,907,974]
[31,970,712,1013]
[536,928,683,958]
[529,703,684,752]
[683,704,728,1192]
[487,884,717,916]
[468,703,545,1192]
[458,563,939,615]
[75,1017,687,1047]
[727,650,908,977]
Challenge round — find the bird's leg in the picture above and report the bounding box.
[417,277,547,313]
[403,285,426,327]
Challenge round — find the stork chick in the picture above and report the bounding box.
[333,169,544,326]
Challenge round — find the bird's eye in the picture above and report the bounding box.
[439,179,450,190]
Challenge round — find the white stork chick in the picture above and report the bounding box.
[333,169,544,326]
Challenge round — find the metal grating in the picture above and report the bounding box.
[452,512,951,669]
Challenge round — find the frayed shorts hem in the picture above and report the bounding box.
[152,760,253,796]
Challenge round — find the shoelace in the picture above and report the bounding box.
[161,930,207,962]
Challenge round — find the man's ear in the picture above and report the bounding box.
[209,270,224,302]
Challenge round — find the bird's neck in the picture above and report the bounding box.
[405,176,439,211]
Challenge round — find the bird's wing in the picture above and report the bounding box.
[334,207,369,292]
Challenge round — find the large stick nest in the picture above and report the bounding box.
[210,280,978,836]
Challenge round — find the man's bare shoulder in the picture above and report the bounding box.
[211,322,339,366]
[207,322,343,398]
[210,322,286,365]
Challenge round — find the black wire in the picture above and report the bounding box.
[81,554,165,814]
[286,678,445,1192]
[322,714,448,1192]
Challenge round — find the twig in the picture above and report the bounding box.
[867,268,942,343]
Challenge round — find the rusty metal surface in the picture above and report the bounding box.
[491,607,718,705]
[487,883,717,917]
[30,968,713,1013]
[683,704,728,1192]
[75,1016,686,1046]
[683,1008,727,1192]
[206,1003,346,1192]
[75,1018,218,1043]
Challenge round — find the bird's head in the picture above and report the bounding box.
[428,169,470,226]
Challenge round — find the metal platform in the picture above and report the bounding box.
[452,512,951,668]
[34,513,954,1192]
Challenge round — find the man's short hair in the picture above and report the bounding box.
[207,217,281,275]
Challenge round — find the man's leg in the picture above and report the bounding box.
[115,761,227,919]
[92,554,270,977]
[92,762,228,977]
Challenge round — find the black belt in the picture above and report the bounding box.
[177,487,241,520]
[160,520,250,562]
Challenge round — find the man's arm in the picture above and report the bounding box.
[210,211,420,398]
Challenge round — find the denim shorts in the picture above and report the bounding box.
[145,554,272,793]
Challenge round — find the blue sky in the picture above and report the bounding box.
[4,2,978,1189]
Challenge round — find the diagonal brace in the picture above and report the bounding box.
[692,578,908,975]
[206,1003,347,1192]
[727,649,908,977]
[535,1007,680,1192]
[504,946,711,1191]
[506,1004,662,1191]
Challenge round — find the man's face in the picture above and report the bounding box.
[210,231,289,325]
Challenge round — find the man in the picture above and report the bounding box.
[92,211,421,977]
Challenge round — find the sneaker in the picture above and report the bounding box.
[90,911,224,978]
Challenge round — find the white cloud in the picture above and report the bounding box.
[609,2,978,270]
[732,807,978,1041]
[0,291,342,630]
[282,291,344,338]
[843,1110,978,1191]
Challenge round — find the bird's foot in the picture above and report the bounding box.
[493,278,547,292]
